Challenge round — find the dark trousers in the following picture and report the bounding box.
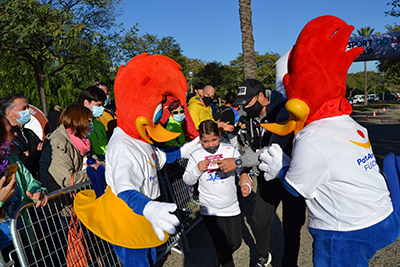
[253,178,306,267]
[202,214,242,267]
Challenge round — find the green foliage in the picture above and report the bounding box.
[346,71,386,97]
[377,23,400,93]
[352,26,375,37]
[119,29,184,65]
[0,0,123,114]
[230,52,280,90]
[385,0,400,17]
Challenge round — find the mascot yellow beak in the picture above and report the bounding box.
[135,116,180,144]
[261,99,310,136]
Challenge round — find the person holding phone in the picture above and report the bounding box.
[183,120,243,267]
[0,114,48,260]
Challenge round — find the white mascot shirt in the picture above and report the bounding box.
[105,127,166,199]
[286,115,393,231]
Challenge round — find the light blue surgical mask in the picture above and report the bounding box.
[104,96,111,106]
[92,105,104,118]
[173,113,185,123]
[86,121,94,137]
[14,110,31,125]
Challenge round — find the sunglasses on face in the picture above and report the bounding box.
[171,109,185,115]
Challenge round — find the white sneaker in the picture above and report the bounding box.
[254,252,272,267]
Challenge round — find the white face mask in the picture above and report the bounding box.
[11,109,31,125]
[91,105,104,118]
[173,113,185,123]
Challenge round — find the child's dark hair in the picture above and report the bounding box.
[198,120,219,138]
[81,86,107,104]
[168,100,181,112]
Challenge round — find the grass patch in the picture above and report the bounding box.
[352,102,398,113]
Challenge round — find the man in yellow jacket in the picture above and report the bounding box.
[188,85,233,132]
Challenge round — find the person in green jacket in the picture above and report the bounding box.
[82,86,109,160]
[0,115,48,259]
[165,100,186,147]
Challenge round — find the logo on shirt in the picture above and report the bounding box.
[357,153,377,171]
[149,175,158,185]
[349,130,371,149]
[146,160,156,169]
[206,172,222,183]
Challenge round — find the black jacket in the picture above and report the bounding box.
[241,90,294,174]
[12,125,42,179]
[46,110,61,132]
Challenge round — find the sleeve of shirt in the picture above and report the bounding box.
[285,139,330,199]
[10,155,44,198]
[188,103,201,129]
[48,139,88,188]
[183,153,202,186]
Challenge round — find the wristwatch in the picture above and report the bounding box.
[235,157,243,168]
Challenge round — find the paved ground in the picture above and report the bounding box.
[160,103,400,267]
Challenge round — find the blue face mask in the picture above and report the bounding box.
[104,96,111,106]
[15,110,31,125]
[173,113,185,123]
[86,121,94,137]
[92,105,104,118]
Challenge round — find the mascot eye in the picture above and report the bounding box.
[153,102,163,125]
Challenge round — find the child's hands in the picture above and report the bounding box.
[26,190,48,208]
[90,160,104,171]
[197,160,210,172]
[215,158,237,173]
[239,173,253,197]
[0,174,17,203]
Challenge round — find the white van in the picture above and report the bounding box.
[353,95,364,104]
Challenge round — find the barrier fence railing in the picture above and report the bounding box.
[1,158,201,267]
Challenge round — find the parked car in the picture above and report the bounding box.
[368,94,379,102]
[353,95,364,104]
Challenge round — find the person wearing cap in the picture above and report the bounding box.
[47,105,62,132]
[188,85,233,132]
[93,81,117,138]
[235,79,306,267]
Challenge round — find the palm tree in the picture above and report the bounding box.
[352,26,375,105]
[239,0,256,80]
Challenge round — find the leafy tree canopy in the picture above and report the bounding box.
[0,0,123,114]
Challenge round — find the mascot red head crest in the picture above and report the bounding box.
[261,15,364,136]
[114,53,187,143]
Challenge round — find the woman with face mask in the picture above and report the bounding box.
[0,114,48,262]
[39,103,102,193]
[164,100,187,147]
[183,120,244,267]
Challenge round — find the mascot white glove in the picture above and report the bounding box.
[180,136,200,158]
[259,143,292,181]
[143,201,180,241]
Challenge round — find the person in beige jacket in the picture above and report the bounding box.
[39,103,102,193]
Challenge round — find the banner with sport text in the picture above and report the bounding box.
[348,31,400,61]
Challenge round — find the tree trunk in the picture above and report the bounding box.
[239,0,256,80]
[364,61,368,105]
[34,67,48,116]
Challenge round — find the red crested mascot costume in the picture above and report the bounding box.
[74,53,199,266]
[258,16,400,266]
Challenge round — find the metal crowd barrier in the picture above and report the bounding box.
[156,158,202,260]
[1,158,201,267]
